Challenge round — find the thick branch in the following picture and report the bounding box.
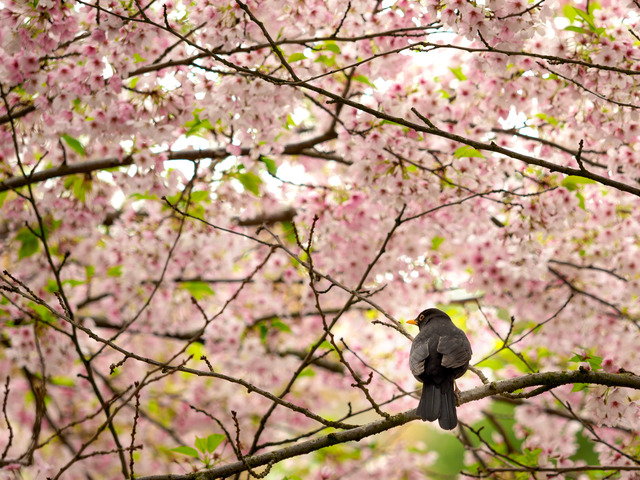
[0,131,340,193]
[0,104,36,125]
[136,369,640,480]
[237,208,296,226]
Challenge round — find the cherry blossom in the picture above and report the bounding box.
[2,0,640,479]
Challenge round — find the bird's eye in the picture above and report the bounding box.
[419,314,424,321]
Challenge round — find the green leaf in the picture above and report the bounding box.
[563,4,577,21]
[576,191,586,210]
[16,227,40,259]
[61,134,85,156]
[285,113,296,128]
[186,342,205,360]
[299,366,315,378]
[322,42,340,53]
[380,119,403,127]
[561,175,596,191]
[573,8,596,29]
[72,176,90,202]
[107,265,122,277]
[190,190,209,202]
[315,54,336,67]
[534,113,559,126]
[188,203,206,221]
[195,436,208,454]
[431,236,445,250]
[587,356,603,370]
[287,52,307,63]
[571,383,591,392]
[282,221,297,244]
[130,192,159,201]
[260,157,278,176]
[319,340,334,350]
[522,448,542,463]
[564,26,588,34]
[45,278,83,293]
[30,303,50,319]
[133,53,146,64]
[569,352,602,371]
[164,192,183,207]
[50,376,75,387]
[352,75,375,87]
[237,172,262,196]
[564,5,600,34]
[0,190,8,208]
[271,319,291,333]
[180,281,214,300]
[206,433,226,453]
[185,113,214,137]
[454,145,484,158]
[259,324,268,343]
[171,446,200,458]
[449,66,467,81]
[86,265,95,279]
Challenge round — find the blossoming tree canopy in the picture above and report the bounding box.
[2,0,640,478]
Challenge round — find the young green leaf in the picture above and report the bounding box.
[61,134,86,156]
[287,52,307,63]
[107,265,122,277]
[180,281,214,300]
[16,228,40,259]
[454,145,484,158]
[561,175,596,191]
[171,446,200,458]
[72,176,90,202]
[271,319,291,333]
[237,172,262,196]
[322,42,340,53]
[195,436,208,454]
[352,75,375,87]
[206,433,226,453]
[190,190,210,202]
[449,66,467,81]
[431,236,445,250]
[315,55,336,67]
[260,157,278,176]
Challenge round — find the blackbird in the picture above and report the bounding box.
[407,308,472,430]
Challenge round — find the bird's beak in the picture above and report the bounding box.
[406,319,418,325]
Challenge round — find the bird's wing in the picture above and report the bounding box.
[436,335,472,368]
[409,339,430,377]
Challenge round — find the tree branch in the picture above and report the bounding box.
[0,131,342,193]
[136,369,640,480]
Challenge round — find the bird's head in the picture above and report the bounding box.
[406,308,449,327]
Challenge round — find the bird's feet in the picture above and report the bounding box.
[454,381,461,406]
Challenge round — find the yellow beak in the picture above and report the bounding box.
[406,319,418,325]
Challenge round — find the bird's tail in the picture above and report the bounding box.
[417,383,440,422]
[418,380,457,430]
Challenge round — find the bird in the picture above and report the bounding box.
[407,308,472,430]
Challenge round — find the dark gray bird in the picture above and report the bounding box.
[408,308,472,430]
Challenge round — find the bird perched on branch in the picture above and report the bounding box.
[407,308,472,430]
